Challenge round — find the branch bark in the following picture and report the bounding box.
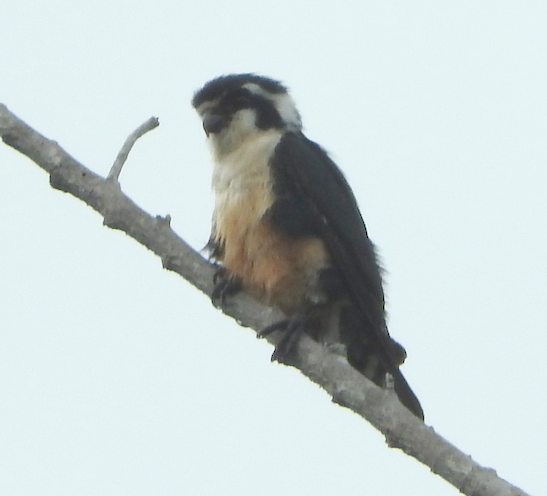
[0,103,530,496]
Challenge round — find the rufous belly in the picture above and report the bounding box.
[214,197,330,313]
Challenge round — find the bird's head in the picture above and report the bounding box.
[192,74,301,157]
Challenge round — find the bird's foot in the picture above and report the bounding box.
[258,307,313,363]
[211,267,242,308]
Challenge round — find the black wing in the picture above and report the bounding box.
[271,132,423,419]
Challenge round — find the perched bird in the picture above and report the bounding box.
[192,74,423,419]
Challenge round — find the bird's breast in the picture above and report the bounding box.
[211,131,330,311]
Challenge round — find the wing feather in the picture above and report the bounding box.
[271,132,423,419]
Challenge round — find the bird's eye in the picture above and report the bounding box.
[234,90,252,107]
[220,89,253,112]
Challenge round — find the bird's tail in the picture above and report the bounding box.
[339,305,424,419]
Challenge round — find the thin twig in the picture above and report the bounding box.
[107,116,159,181]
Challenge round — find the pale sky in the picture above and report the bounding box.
[1,2,546,495]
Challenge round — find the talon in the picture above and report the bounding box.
[270,318,305,363]
[257,319,290,339]
[259,305,314,363]
[211,267,242,307]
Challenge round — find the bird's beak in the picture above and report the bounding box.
[202,113,226,136]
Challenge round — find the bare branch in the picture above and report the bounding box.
[0,104,531,496]
[107,116,159,182]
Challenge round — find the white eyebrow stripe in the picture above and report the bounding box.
[270,92,301,130]
[242,83,301,131]
[242,82,264,95]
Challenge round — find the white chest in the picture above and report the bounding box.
[211,130,282,224]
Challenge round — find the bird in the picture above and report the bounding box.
[192,74,423,419]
